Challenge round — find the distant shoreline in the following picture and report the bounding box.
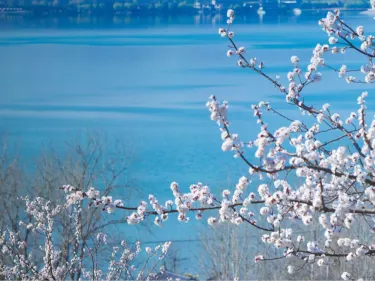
[0,5,371,17]
[301,7,367,11]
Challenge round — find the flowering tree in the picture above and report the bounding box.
[0,136,171,280]
[0,196,171,280]
[32,4,375,281]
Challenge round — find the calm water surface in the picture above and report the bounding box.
[1,11,374,272]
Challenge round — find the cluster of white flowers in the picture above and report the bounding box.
[254,255,264,263]
[1,196,171,281]
[291,55,299,65]
[318,9,375,84]
[341,272,351,280]
[360,35,373,51]
[338,64,347,77]
[115,81,375,276]
[62,185,124,213]
[206,96,228,126]
[56,7,375,280]
[218,10,235,39]
[365,70,375,83]
[208,8,375,278]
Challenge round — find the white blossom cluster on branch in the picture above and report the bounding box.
[60,5,375,281]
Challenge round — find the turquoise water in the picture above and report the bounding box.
[1,11,375,273]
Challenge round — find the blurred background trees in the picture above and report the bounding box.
[199,218,375,280]
[0,133,138,280]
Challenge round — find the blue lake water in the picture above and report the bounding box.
[1,11,375,274]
